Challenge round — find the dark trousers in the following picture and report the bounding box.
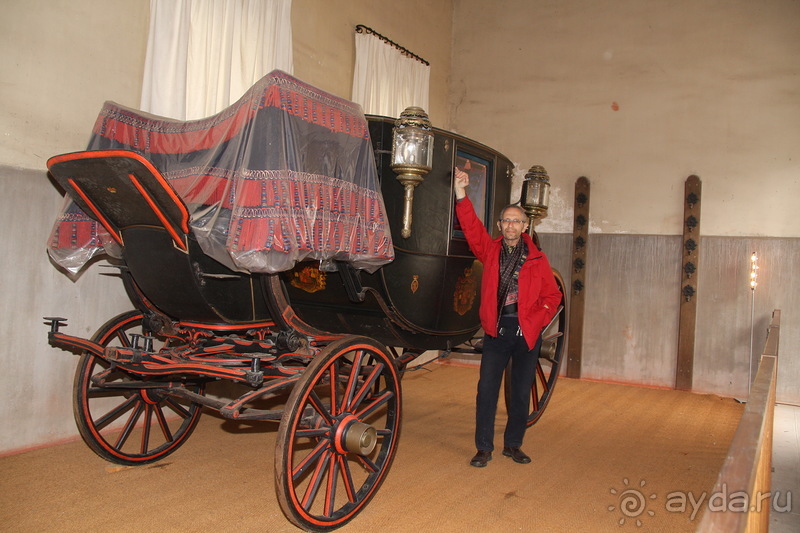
[475,317,542,452]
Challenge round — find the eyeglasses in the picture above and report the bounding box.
[499,218,526,225]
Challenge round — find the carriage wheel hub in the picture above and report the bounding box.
[334,415,377,456]
[140,389,166,404]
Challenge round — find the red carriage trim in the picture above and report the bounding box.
[47,150,193,255]
[65,178,123,245]
[127,174,187,251]
[48,150,191,234]
[178,320,276,330]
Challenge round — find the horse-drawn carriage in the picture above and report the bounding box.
[44,71,565,531]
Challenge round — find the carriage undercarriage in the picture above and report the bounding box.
[45,271,564,531]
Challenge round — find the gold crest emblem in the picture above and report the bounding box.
[290,265,327,293]
[453,266,477,316]
[410,275,419,294]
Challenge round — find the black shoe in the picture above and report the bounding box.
[502,447,531,464]
[470,450,492,467]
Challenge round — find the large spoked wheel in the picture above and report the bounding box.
[73,310,204,465]
[504,269,567,427]
[275,335,402,532]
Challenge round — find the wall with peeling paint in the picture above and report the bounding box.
[451,0,800,238]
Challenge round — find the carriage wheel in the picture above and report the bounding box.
[73,310,204,465]
[504,269,567,427]
[275,335,402,532]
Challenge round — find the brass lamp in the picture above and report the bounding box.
[520,165,551,222]
[391,106,434,238]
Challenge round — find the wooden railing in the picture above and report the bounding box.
[697,309,781,532]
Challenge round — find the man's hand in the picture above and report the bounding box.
[454,167,469,199]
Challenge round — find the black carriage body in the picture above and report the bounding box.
[282,116,514,350]
[47,119,514,347]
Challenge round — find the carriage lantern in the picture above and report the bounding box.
[520,164,551,221]
[391,106,434,238]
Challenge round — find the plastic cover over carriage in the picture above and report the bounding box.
[48,70,394,277]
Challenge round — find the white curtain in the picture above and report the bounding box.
[352,30,430,118]
[140,0,293,120]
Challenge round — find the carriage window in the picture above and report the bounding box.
[453,150,492,237]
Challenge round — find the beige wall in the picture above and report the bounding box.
[292,0,453,128]
[0,0,150,170]
[451,0,800,238]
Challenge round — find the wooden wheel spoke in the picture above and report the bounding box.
[543,330,563,342]
[114,401,144,449]
[140,405,153,454]
[296,428,329,438]
[342,349,365,410]
[114,329,132,347]
[308,391,334,425]
[356,453,379,473]
[537,364,549,392]
[347,362,384,412]
[292,439,329,481]
[324,453,339,516]
[301,450,332,511]
[328,363,340,416]
[93,395,138,430]
[355,389,393,420]
[531,379,541,411]
[153,403,174,442]
[163,397,192,419]
[337,454,357,503]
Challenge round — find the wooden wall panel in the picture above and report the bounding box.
[693,237,800,403]
[580,234,682,387]
[538,232,799,403]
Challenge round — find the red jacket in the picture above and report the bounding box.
[456,196,562,350]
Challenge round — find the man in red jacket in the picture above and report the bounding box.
[454,167,562,467]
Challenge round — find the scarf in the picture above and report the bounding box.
[497,238,527,319]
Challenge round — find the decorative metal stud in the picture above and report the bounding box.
[684,262,696,279]
[572,279,584,295]
[682,284,695,302]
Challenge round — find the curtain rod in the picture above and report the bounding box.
[355,24,430,66]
